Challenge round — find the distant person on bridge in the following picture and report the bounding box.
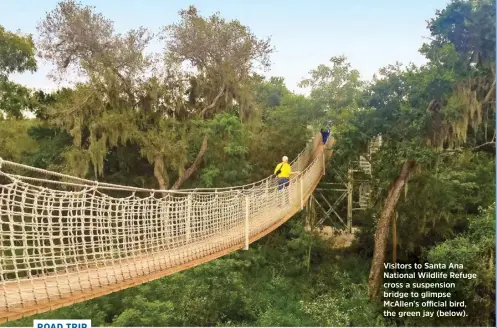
[320,128,330,144]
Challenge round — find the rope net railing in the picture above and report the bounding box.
[0,133,328,319]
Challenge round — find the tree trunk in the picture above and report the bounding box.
[368,160,416,300]
[153,157,167,190]
[171,135,209,190]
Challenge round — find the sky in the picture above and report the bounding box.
[0,0,451,94]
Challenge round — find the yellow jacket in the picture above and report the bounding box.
[274,162,291,178]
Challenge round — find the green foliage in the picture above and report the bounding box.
[427,204,495,326]
[0,25,36,75]
[0,25,37,119]
[198,113,251,187]
[0,119,39,162]
[423,0,495,68]
[300,55,364,132]
[112,297,175,327]
[0,77,33,119]
[241,91,313,182]
[255,76,289,109]
[394,204,496,327]
[24,125,72,170]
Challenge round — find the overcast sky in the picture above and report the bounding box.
[1,0,450,94]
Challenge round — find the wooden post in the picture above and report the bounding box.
[265,179,269,200]
[244,196,250,250]
[186,194,192,242]
[300,176,304,210]
[347,168,353,233]
[322,152,325,176]
[164,195,170,243]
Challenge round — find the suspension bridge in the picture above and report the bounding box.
[0,133,335,323]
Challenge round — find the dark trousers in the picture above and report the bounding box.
[321,133,330,144]
[278,178,289,190]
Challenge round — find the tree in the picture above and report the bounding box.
[254,76,289,109]
[37,0,155,178]
[0,25,37,119]
[421,0,496,150]
[0,25,36,75]
[162,5,274,122]
[299,55,364,130]
[423,0,495,69]
[36,1,275,190]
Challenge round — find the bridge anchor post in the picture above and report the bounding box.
[347,168,353,233]
[186,194,192,242]
[322,152,325,176]
[300,176,304,210]
[244,195,250,250]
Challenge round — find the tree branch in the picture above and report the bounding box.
[199,85,225,118]
[472,130,496,151]
[473,141,496,151]
[482,78,496,105]
[171,135,209,190]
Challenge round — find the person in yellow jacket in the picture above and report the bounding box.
[274,156,299,190]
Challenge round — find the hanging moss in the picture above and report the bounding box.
[438,75,493,149]
[63,148,91,178]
